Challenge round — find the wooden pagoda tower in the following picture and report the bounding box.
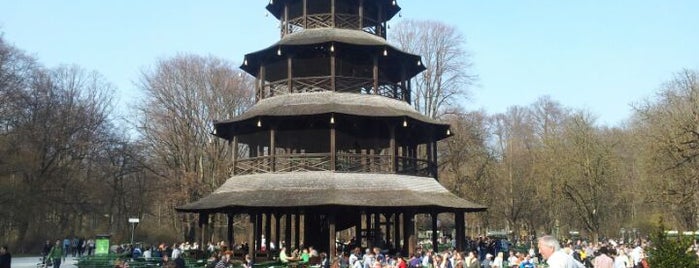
[177,0,486,257]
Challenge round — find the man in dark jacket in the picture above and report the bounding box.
[174,254,186,268]
[0,245,11,268]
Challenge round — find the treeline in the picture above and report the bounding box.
[2,29,697,253]
[436,70,699,243]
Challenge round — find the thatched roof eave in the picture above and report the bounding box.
[176,172,487,214]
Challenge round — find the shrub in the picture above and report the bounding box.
[646,219,697,268]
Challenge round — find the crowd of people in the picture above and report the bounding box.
[28,234,699,268]
[39,236,98,267]
[328,235,697,268]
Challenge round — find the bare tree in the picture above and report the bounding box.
[439,110,496,232]
[135,54,254,240]
[556,112,620,243]
[633,69,699,230]
[0,61,117,250]
[390,20,476,119]
[527,97,569,235]
[489,106,542,234]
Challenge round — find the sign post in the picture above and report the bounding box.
[128,218,140,246]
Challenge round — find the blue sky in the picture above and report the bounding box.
[1,0,698,127]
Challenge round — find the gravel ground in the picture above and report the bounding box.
[12,256,79,268]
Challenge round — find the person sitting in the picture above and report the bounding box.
[280,247,294,263]
[300,248,310,263]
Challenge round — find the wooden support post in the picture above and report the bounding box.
[227,213,234,249]
[260,65,267,97]
[365,212,372,248]
[393,213,400,252]
[283,3,289,37]
[285,213,292,249]
[256,214,263,252]
[287,57,293,93]
[390,126,396,172]
[329,215,337,258]
[358,0,364,30]
[331,0,336,27]
[455,212,465,252]
[303,0,307,29]
[270,127,276,172]
[295,214,301,249]
[403,212,415,255]
[249,213,256,258]
[330,125,336,171]
[431,213,439,252]
[373,213,380,247]
[232,136,238,176]
[265,213,272,257]
[199,213,208,250]
[372,56,379,95]
[432,141,438,179]
[275,214,281,252]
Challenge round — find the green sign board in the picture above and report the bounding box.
[95,235,111,255]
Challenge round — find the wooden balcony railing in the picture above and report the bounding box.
[285,13,379,36]
[261,76,408,102]
[396,156,434,177]
[233,153,435,177]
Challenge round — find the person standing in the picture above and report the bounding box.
[48,240,65,268]
[62,238,70,260]
[42,240,53,264]
[0,246,11,268]
[537,236,583,268]
[491,252,503,268]
[592,247,613,268]
[174,253,186,268]
[480,254,493,268]
[86,239,95,256]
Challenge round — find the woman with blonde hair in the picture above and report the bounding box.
[491,252,503,268]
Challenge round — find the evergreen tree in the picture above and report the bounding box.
[646,219,697,267]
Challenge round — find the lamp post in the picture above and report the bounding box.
[128,218,140,246]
